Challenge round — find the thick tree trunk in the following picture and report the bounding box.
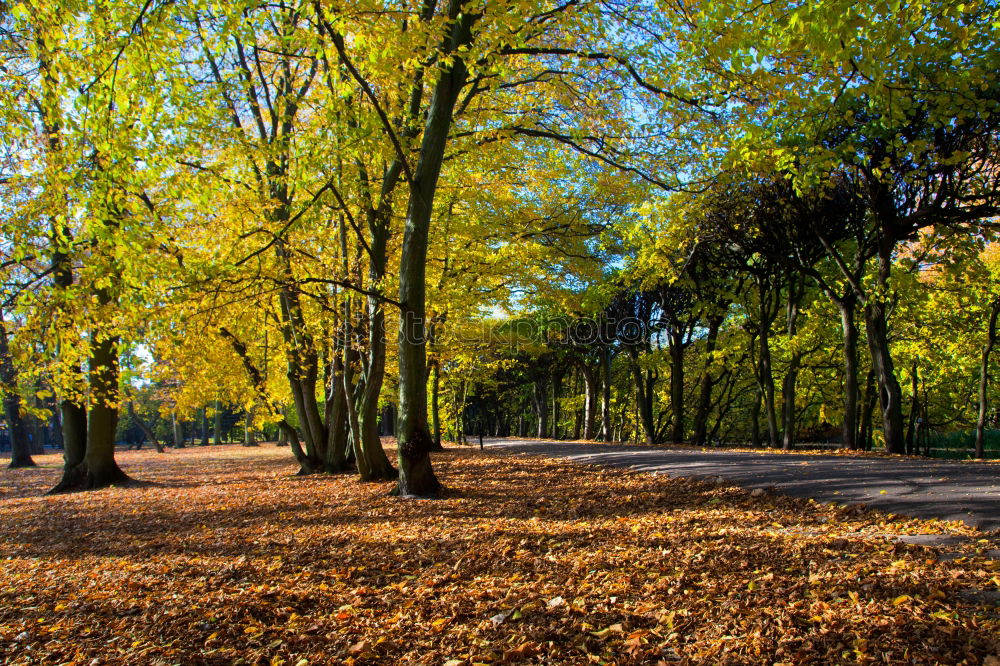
[864,301,906,453]
[357,294,397,481]
[395,5,475,497]
[287,368,316,459]
[975,299,1000,458]
[83,334,126,483]
[60,399,87,470]
[299,367,326,459]
[0,317,34,468]
[630,354,656,445]
[243,406,258,447]
[839,296,860,450]
[324,356,351,473]
[780,363,800,451]
[52,334,128,492]
[691,315,722,446]
[862,228,907,454]
[172,411,184,448]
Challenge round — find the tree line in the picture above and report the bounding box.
[0,0,997,494]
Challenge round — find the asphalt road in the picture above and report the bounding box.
[483,438,1000,531]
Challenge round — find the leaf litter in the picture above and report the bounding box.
[0,444,997,664]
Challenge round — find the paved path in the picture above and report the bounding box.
[484,438,1000,531]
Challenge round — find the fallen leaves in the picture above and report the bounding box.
[0,444,997,664]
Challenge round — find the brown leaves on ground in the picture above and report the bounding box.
[0,444,998,665]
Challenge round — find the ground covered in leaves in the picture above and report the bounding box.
[1,445,998,665]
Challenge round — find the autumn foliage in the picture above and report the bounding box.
[1,445,997,664]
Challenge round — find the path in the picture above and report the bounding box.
[484,438,1000,531]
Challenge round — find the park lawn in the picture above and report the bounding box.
[0,445,997,665]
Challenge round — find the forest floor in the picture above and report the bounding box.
[483,438,1000,530]
[1,444,998,665]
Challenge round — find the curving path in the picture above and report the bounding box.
[483,438,1000,531]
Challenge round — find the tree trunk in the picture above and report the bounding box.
[82,334,126,484]
[839,296,860,450]
[324,356,351,473]
[691,315,722,446]
[864,300,906,453]
[343,349,370,479]
[600,346,612,442]
[905,360,919,455]
[276,233,326,467]
[550,370,563,440]
[243,407,258,447]
[431,360,443,450]
[200,407,209,446]
[395,5,475,497]
[172,411,184,448]
[52,333,128,492]
[975,299,1000,458]
[41,33,84,482]
[52,256,86,473]
[0,316,34,468]
[781,277,805,451]
[750,388,762,448]
[356,227,398,480]
[214,400,223,445]
[533,377,548,439]
[759,317,779,447]
[278,419,311,475]
[780,363,800,451]
[128,402,164,453]
[859,369,877,451]
[630,353,656,445]
[669,330,685,443]
[578,360,597,439]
